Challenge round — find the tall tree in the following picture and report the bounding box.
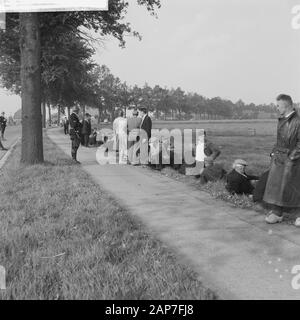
[0,1,161,164]
[20,13,43,164]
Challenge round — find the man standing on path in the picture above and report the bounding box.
[69,106,82,164]
[0,112,7,140]
[81,113,92,147]
[63,116,69,135]
[113,110,128,164]
[264,94,300,226]
[139,107,152,164]
[127,109,142,165]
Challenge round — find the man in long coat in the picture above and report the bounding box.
[69,106,82,163]
[264,94,300,225]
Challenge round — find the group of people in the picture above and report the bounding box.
[67,93,300,227]
[199,94,300,227]
[63,109,99,163]
[112,108,152,165]
[0,111,8,151]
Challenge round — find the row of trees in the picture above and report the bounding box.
[0,1,161,163]
[38,63,279,123]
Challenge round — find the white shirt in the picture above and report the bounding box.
[285,110,295,118]
[140,114,146,128]
[113,117,127,135]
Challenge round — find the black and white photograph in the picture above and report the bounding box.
[1,0,300,305]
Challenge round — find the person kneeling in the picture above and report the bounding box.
[226,159,258,196]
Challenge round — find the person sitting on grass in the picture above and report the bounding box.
[226,159,259,196]
[200,158,227,185]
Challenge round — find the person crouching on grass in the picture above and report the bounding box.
[226,159,259,196]
[263,94,300,226]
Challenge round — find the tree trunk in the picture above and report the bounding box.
[98,106,101,124]
[41,101,46,128]
[47,102,51,126]
[57,105,61,126]
[20,13,43,164]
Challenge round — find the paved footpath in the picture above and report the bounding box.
[48,128,300,300]
[0,125,21,161]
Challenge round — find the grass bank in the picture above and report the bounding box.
[0,136,216,300]
[146,135,299,225]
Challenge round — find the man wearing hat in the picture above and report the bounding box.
[127,109,142,165]
[226,159,259,195]
[69,106,82,163]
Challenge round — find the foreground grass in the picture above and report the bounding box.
[0,136,216,300]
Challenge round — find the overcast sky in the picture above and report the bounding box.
[1,0,300,116]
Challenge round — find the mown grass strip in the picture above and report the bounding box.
[0,136,216,300]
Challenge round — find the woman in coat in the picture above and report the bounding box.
[264,94,300,225]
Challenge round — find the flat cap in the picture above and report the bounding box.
[233,159,248,167]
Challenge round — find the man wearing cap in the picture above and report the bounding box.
[200,158,227,185]
[127,109,142,165]
[264,94,300,225]
[81,113,92,147]
[226,159,259,195]
[69,106,82,163]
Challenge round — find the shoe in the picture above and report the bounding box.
[265,212,283,224]
[72,159,81,164]
[295,218,300,227]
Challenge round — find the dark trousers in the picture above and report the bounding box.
[64,125,69,135]
[83,134,89,147]
[1,126,6,138]
[71,136,81,160]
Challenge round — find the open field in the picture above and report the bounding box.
[146,120,299,222]
[152,119,277,136]
[0,136,215,300]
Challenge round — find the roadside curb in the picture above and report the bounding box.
[0,138,20,170]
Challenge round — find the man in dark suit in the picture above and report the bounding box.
[0,112,7,140]
[139,107,152,140]
[69,106,82,163]
[139,107,152,164]
[226,159,259,195]
[63,116,69,135]
[81,113,92,147]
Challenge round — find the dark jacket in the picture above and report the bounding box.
[140,115,152,140]
[204,141,221,160]
[200,164,227,184]
[263,111,300,207]
[81,119,91,135]
[226,169,258,195]
[69,113,82,138]
[0,116,6,128]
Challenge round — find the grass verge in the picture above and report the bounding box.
[0,136,216,300]
[145,135,300,225]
